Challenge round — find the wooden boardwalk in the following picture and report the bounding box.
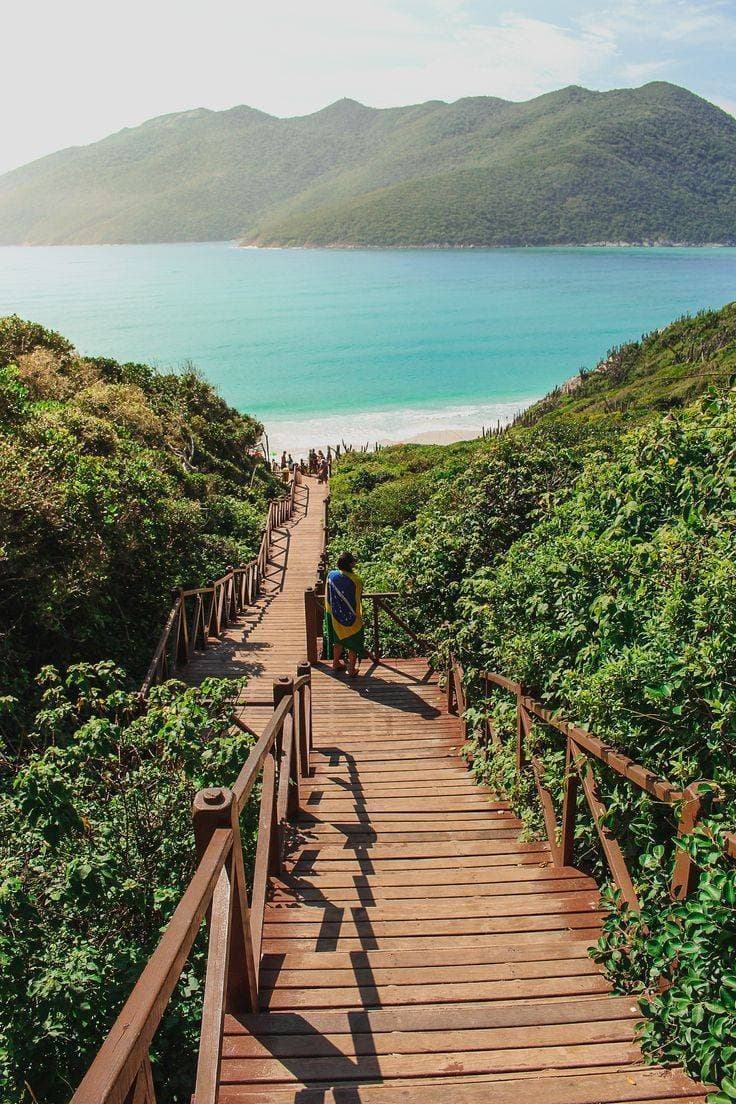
[186,476,706,1104]
[185,477,326,734]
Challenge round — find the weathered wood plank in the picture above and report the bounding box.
[217,1067,707,1103]
[219,1040,644,1083]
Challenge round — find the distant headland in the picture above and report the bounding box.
[0,82,735,248]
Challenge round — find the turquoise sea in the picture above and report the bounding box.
[0,242,734,452]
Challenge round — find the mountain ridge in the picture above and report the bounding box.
[1,82,734,247]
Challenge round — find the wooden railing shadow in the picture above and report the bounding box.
[244,746,383,1093]
[264,527,291,594]
[317,669,441,719]
[71,654,387,1104]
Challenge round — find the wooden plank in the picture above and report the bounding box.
[301,797,508,811]
[258,957,602,989]
[217,1067,707,1103]
[227,995,642,1036]
[275,865,589,888]
[258,940,601,972]
[289,829,528,843]
[269,876,595,902]
[302,782,496,796]
[262,910,603,936]
[223,1017,639,1058]
[259,974,613,1009]
[577,750,640,912]
[219,1040,643,1083]
[263,890,601,920]
[194,865,232,1104]
[286,843,552,864]
[249,754,277,963]
[261,929,604,954]
[262,928,604,954]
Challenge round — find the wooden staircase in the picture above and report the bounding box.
[216,659,706,1103]
[71,474,712,1104]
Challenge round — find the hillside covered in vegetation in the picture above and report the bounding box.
[0,317,277,1102]
[0,315,276,729]
[1,83,735,247]
[329,301,736,1097]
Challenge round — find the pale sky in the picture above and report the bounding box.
[2,0,735,176]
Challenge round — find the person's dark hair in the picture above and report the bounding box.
[337,551,356,571]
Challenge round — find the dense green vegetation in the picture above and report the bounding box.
[0,665,254,1103]
[1,83,735,246]
[0,319,272,1101]
[515,302,736,426]
[329,302,736,1097]
[0,315,276,735]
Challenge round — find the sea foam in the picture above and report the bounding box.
[265,399,528,457]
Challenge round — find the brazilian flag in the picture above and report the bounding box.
[323,569,365,659]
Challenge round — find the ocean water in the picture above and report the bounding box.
[0,242,734,453]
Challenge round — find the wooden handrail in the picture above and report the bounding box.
[231,694,293,814]
[304,579,427,666]
[71,828,232,1104]
[72,661,314,1104]
[523,696,682,804]
[447,656,735,907]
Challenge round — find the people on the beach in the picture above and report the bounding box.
[324,552,364,677]
[273,447,330,478]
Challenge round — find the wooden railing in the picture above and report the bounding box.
[71,665,313,1104]
[447,656,736,907]
[304,584,427,665]
[141,478,298,696]
[304,491,427,663]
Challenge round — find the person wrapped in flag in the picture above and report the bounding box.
[324,551,365,676]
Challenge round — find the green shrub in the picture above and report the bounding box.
[0,317,277,733]
[327,304,736,1096]
[0,662,254,1104]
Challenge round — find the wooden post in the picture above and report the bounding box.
[237,564,246,611]
[258,526,267,577]
[317,552,327,593]
[225,567,235,625]
[273,676,292,748]
[193,592,205,653]
[304,588,319,664]
[273,677,297,849]
[516,687,527,772]
[560,736,579,867]
[192,786,258,1013]
[296,660,312,779]
[124,1057,156,1104]
[372,596,380,663]
[173,589,187,667]
[670,781,710,900]
[446,652,455,714]
[207,583,220,639]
